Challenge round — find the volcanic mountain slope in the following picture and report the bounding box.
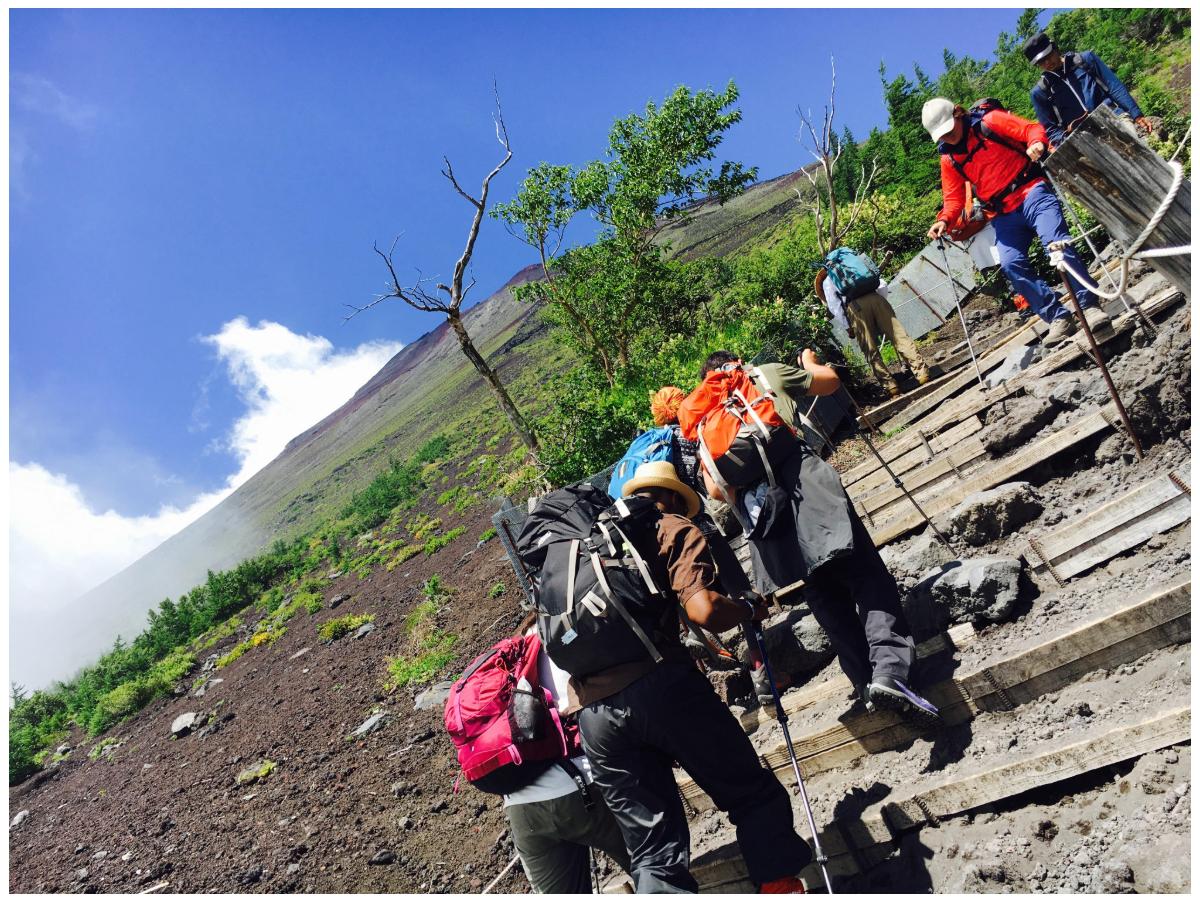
[22,164,811,691]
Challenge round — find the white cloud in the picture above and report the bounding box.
[201,317,403,486]
[9,320,402,631]
[11,73,98,129]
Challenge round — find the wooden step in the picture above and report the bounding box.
[1024,466,1191,585]
[691,706,1191,892]
[678,579,1190,811]
[867,405,1117,546]
[844,416,983,497]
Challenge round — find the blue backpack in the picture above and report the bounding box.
[824,247,881,300]
[608,427,678,501]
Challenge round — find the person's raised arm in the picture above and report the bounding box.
[799,348,840,396]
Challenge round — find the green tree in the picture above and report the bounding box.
[495,82,756,384]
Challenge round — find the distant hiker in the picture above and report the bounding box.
[923,97,1110,346]
[445,617,631,893]
[516,470,813,893]
[814,248,930,398]
[678,349,940,726]
[1023,31,1152,147]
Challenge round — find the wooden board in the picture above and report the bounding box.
[853,437,989,523]
[888,286,1180,443]
[691,706,1191,892]
[680,579,1189,809]
[734,623,978,734]
[845,417,984,497]
[867,406,1115,547]
[879,324,1040,433]
[1025,468,1191,584]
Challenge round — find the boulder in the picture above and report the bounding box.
[369,850,397,866]
[911,558,1024,629]
[938,481,1043,546]
[985,344,1041,388]
[201,654,219,673]
[414,681,454,711]
[751,610,834,683]
[328,594,349,609]
[983,395,1063,455]
[351,713,388,738]
[170,712,199,737]
[192,677,223,699]
[353,622,376,640]
[880,529,955,586]
[10,810,29,830]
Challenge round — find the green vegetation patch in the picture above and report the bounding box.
[88,737,122,761]
[235,758,277,786]
[384,632,458,690]
[423,526,466,556]
[318,614,375,643]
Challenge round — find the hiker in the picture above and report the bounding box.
[1024,31,1153,147]
[529,462,814,893]
[503,613,633,894]
[814,250,930,398]
[647,385,776,703]
[923,97,1110,346]
[678,349,940,726]
[444,614,632,894]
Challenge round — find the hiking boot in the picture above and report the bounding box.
[914,366,931,386]
[1082,305,1112,334]
[1043,316,1077,346]
[751,666,775,707]
[759,875,807,893]
[867,676,941,725]
[885,381,903,399]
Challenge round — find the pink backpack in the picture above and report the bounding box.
[443,632,574,795]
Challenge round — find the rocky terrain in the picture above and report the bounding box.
[9,264,1191,894]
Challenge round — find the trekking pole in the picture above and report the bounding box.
[935,237,986,388]
[833,389,952,547]
[744,610,835,894]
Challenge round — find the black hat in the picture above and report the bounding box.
[1023,32,1056,64]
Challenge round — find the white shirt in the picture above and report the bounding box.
[502,636,594,808]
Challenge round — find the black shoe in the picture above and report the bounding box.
[867,676,940,724]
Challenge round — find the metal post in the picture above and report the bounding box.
[1057,273,1144,461]
[936,238,986,388]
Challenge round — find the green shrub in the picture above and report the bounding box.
[488,582,506,599]
[478,526,497,543]
[318,614,375,643]
[384,632,458,690]
[423,526,466,556]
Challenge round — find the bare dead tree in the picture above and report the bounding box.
[347,89,540,458]
[797,57,880,257]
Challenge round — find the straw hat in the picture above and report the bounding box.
[621,461,701,519]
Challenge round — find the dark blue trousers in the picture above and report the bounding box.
[992,181,1099,324]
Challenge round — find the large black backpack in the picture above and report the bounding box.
[515,484,671,679]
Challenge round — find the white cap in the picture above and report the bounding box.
[922,97,956,142]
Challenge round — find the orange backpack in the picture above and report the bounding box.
[677,365,797,497]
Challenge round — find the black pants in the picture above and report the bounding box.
[801,506,915,691]
[578,661,812,893]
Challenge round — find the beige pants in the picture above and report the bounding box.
[847,291,927,388]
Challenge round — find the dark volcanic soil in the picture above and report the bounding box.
[8,492,540,894]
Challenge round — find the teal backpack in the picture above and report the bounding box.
[824,247,881,300]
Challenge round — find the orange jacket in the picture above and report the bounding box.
[936,109,1049,223]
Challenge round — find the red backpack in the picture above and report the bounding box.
[443,632,576,795]
[677,364,797,497]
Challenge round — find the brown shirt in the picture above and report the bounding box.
[569,513,722,709]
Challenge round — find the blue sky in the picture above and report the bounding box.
[10,8,1047,633]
